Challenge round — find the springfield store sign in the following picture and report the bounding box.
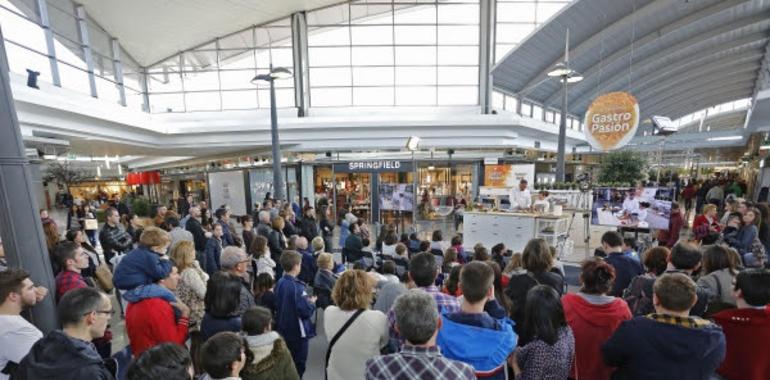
[334,160,413,173]
[584,91,640,151]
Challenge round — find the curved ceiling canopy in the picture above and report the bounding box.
[492,0,770,123]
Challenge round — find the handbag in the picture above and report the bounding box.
[94,264,114,293]
[325,309,364,380]
[84,218,98,230]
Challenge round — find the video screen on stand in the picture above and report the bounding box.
[591,187,673,230]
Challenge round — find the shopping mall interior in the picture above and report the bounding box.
[1,0,770,379]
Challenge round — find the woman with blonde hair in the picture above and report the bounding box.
[324,270,388,379]
[170,240,208,328]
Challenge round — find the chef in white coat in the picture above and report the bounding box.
[509,179,532,210]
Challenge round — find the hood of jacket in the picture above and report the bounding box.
[436,315,517,373]
[22,330,104,377]
[633,316,725,361]
[246,331,281,364]
[564,293,630,328]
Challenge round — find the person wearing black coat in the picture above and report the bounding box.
[268,217,287,278]
[299,208,319,242]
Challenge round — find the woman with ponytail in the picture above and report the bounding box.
[562,258,632,380]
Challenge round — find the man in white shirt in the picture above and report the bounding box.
[0,268,47,379]
[509,179,532,210]
[622,189,640,216]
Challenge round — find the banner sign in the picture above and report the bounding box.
[584,92,639,151]
[484,164,535,188]
[334,160,413,173]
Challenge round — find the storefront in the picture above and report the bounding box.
[65,180,131,205]
[160,173,208,209]
[248,165,300,210]
[415,162,475,221]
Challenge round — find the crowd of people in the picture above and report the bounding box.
[0,187,769,380]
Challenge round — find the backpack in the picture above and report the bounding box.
[622,275,655,316]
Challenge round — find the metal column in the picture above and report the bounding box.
[111,38,126,106]
[556,76,568,182]
[291,12,310,117]
[140,67,150,112]
[35,0,60,87]
[0,34,58,333]
[478,0,496,114]
[75,5,97,98]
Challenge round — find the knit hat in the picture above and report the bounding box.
[221,247,248,270]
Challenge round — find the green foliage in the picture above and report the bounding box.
[43,162,90,186]
[131,197,150,217]
[598,151,647,185]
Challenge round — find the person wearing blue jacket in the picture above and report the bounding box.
[437,262,517,379]
[602,273,726,380]
[215,207,235,247]
[113,227,173,293]
[724,207,761,266]
[203,223,224,276]
[274,250,316,377]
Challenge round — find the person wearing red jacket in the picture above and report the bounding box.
[658,203,684,248]
[125,265,190,357]
[713,269,770,380]
[692,204,721,240]
[563,258,632,380]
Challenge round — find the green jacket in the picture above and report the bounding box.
[241,332,299,380]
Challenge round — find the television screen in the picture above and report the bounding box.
[591,187,672,230]
[379,183,414,211]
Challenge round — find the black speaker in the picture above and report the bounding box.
[325,151,332,158]
[26,69,40,89]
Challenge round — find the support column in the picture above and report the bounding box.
[478,0,496,114]
[140,67,150,112]
[291,12,310,117]
[111,38,126,106]
[0,35,58,333]
[35,0,60,87]
[75,5,97,98]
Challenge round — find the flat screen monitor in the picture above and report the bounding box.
[591,187,672,230]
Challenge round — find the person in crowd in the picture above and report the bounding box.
[442,247,459,273]
[99,207,134,268]
[214,208,234,247]
[339,213,356,249]
[299,207,319,242]
[79,204,98,246]
[486,261,512,312]
[123,213,143,244]
[512,285,575,380]
[357,218,371,241]
[111,194,130,216]
[706,182,724,208]
[442,265,462,297]
[170,240,208,328]
[697,244,738,311]
[281,209,298,238]
[450,235,466,263]
[39,208,54,226]
[407,232,420,254]
[563,258,631,380]
[381,232,399,257]
[201,272,243,341]
[53,241,93,303]
[241,306,299,380]
[314,252,337,293]
[241,215,256,255]
[250,236,275,278]
[344,222,364,262]
[490,243,507,270]
[755,202,770,254]
[365,289,475,380]
[200,332,249,380]
[65,229,101,280]
[253,273,276,316]
[548,246,565,277]
[274,251,316,377]
[509,179,532,210]
[255,211,272,240]
[373,272,408,315]
[268,216,287,278]
[311,236,325,258]
[66,204,81,232]
[437,262,517,379]
[623,246,670,316]
[533,190,550,212]
[127,343,193,380]
[388,252,460,348]
[0,269,47,380]
[167,215,193,252]
[125,265,190,357]
[601,231,644,296]
[621,238,639,262]
[381,260,400,284]
[720,198,738,225]
[325,270,389,379]
[113,227,174,296]
[297,237,317,286]
[177,194,193,217]
[318,205,334,253]
[713,268,770,380]
[602,273,726,380]
[42,220,61,274]
[505,238,564,344]
[692,204,722,241]
[503,252,526,278]
[724,206,764,266]
[203,223,224,275]
[429,230,444,255]
[185,206,208,261]
[221,247,257,315]
[473,245,490,262]
[153,205,169,228]
[16,287,114,379]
